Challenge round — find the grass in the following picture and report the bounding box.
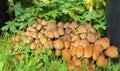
[0,33,120,71]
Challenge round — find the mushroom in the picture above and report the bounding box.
[22,36,33,44]
[84,58,89,65]
[54,38,64,49]
[71,34,80,42]
[23,31,32,37]
[40,37,47,45]
[62,49,72,61]
[74,59,82,67]
[30,42,37,50]
[45,31,54,39]
[45,22,57,31]
[71,39,81,47]
[58,27,65,36]
[87,66,94,71]
[32,32,37,38]
[41,19,47,26]
[67,60,75,70]
[79,39,89,48]
[85,23,92,30]
[105,46,118,58]
[36,18,42,24]
[44,39,54,49]
[72,56,79,62]
[64,40,71,49]
[77,24,87,34]
[84,45,93,58]
[57,22,64,28]
[76,46,84,58]
[69,21,78,29]
[15,35,20,42]
[95,37,110,49]
[80,33,87,39]
[64,22,70,28]
[40,28,45,34]
[53,30,59,38]
[55,49,62,56]
[38,32,45,39]
[87,32,96,43]
[95,32,101,40]
[36,23,42,31]
[70,46,77,56]
[92,50,100,60]
[88,27,96,33]
[93,44,104,53]
[62,34,71,41]
[32,22,38,28]
[65,28,72,34]
[96,55,108,68]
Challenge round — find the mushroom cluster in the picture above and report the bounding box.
[11,18,119,71]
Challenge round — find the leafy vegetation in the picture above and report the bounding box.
[2,0,106,35]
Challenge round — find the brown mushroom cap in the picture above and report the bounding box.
[46,39,54,49]
[93,44,104,53]
[77,25,87,34]
[36,23,42,31]
[65,28,72,34]
[105,46,118,58]
[88,27,96,33]
[87,66,94,71]
[64,40,71,49]
[70,46,77,56]
[54,39,64,49]
[96,55,108,68]
[55,49,62,56]
[53,30,59,38]
[84,45,93,58]
[95,37,110,49]
[62,34,71,41]
[23,36,33,44]
[72,39,81,47]
[45,22,57,31]
[71,34,80,42]
[79,39,89,48]
[95,32,101,40]
[74,59,82,67]
[85,23,92,30]
[67,60,75,70]
[92,50,100,60]
[64,22,70,28]
[72,56,79,62]
[24,31,32,37]
[41,19,47,26]
[69,21,78,29]
[87,32,96,43]
[45,31,54,39]
[80,33,87,39]
[36,18,42,24]
[76,46,84,58]
[57,22,64,28]
[30,42,37,50]
[58,27,65,36]
[62,49,72,61]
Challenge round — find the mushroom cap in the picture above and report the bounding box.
[45,22,57,31]
[15,35,21,42]
[87,66,94,71]
[85,23,92,30]
[23,36,33,44]
[64,22,70,28]
[79,39,89,48]
[32,32,37,38]
[95,32,101,40]
[67,60,75,70]
[45,31,54,39]
[71,39,81,47]
[96,54,108,68]
[46,39,54,49]
[84,45,93,58]
[54,39,64,49]
[64,40,71,49]
[74,59,82,67]
[36,18,42,24]
[77,25,87,34]
[30,42,37,50]
[95,37,110,49]
[69,21,78,29]
[71,34,80,42]
[65,28,72,34]
[58,27,65,36]
[53,30,59,38]
[76,46,84,58]
[41,19,47,26]
[80,33,87,39]
[55,49,62,56]
[57,22,64,28]
[87,32,96,43]
[40,37,47,45]
[88,27,96,33]
[93,44,104,53]
[70,46,77,56]
[105,46,118,58]
[72,56,79,62]
[38,32,45,39]
[62,49,72,61]
[62,34,71,41]
[24,31,32,37]
[92,50,100,60]
[36,23,42,31]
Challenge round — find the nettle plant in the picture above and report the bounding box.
[2,0,106,35]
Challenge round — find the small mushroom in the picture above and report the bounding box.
[76,46,84,58]
[62,34,71,41]
[85,23,92,30]
[58,27,65,36]
[64,40,70,49]
[64,22,70,28]
[45,22,57,31]
[79,39,89,48]
[41,19,47,26]
[87,66,94,71]
[84,45,93,58]
[15,35,20,42]
[24,31,32,37]
[95,37,110,49]
[77,24,87,34]
[65,28,72,34]
[92,50,100,60]
[87,32,96,43]
[38,32,45,39]
[32,32,37,38]
[45,31,54,39]
[23,36,33,44]
[30,42,37,50]
[88,27,96,33]
[67,60,75,70]
[93,44,104,53]
[74,59,82,67]
[80,33,87,39]
[71,34,80,42]
[53,30,59,38]
[95,32,101,40]
[71,39,81,47]
[69,21,78,29]
[72,56,78,62]
[70,46,77,56]
[36,23,42,31]
[55,49,62,56]
[36,18,42,24]
[62,49,72,61]
[57,22,64,28]
[105,46,118,58]
[96,55,108,68]
[54,38,64,49]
